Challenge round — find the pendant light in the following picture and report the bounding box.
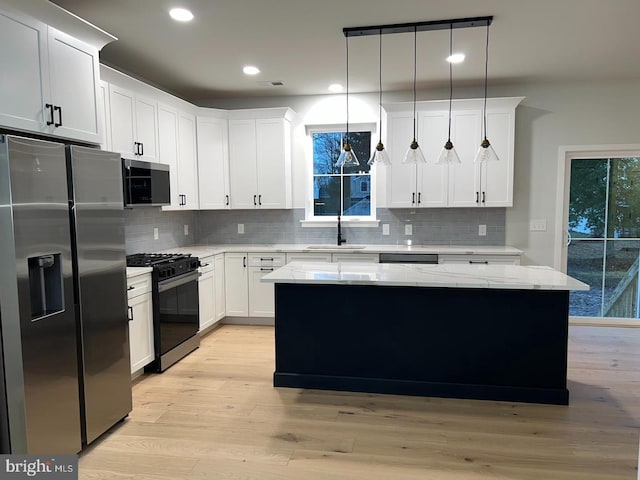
[368,30,391,166]
[436,24,461,165]
[336,36,359,168]
[474,23,499,163]
[402,27,426,164]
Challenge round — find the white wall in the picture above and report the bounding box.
[202,79,640,268]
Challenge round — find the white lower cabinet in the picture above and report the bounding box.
[285,252,333,263]
[332,253,379,263]
[214,254,226,321]
[198,256,217,331]
[438,254,521,265]
[224,253,249,316]
[127,274,154,374]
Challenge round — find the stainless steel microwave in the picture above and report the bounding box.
[122,158,171,207]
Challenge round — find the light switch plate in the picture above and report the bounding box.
[184,224,189,236]
[238,223,245,234]
[478,224,487,236]
[382,224,390,236]
[153,227,159,240]
[405,224,412,236]
[530,219,547,231]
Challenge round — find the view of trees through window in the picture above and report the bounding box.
[568,157,640,319]
[312,131,372,217]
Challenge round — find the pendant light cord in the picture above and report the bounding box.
[345,36,350,144]
[378,30,383,143]
[447,24,453,141]
[483,23,489,140]
[412,27,417,141]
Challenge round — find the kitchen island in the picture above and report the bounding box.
[262,262,589,405]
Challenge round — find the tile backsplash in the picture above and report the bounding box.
[124,207,505,254]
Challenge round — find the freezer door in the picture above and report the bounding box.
[67,145,132,445]
[0,135,81,453]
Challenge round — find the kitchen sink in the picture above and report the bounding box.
[306,245,366,250]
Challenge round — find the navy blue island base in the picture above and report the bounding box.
[273,282,570,405]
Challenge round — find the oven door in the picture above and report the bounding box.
[156,271,200,356]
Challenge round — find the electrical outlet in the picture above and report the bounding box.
[478,224,487,236]
[153,227,159,240]
[184,224,189,236]
[238,223,245,234]
[382,224,390,236]
[405,224,412,236]
[530,219,547,232]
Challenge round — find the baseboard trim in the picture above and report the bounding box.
[570,316,640,328]
[222,316,274,326]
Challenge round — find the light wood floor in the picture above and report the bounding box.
[79,325,640,479]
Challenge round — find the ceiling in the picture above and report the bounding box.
[50,0,640,103]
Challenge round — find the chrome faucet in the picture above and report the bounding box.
[337,214,346,246]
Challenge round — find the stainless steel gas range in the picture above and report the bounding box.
[127,253,200,372]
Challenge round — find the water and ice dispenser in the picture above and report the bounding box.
[28,253,64,320]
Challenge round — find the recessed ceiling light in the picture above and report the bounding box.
[328,84,343,93]
[446,53,465,64]
[243,66,260,75]
[169,7,194,22]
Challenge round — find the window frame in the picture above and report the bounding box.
[303,123,378,226]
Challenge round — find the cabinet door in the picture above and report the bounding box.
[214,254,226,321]
[0,10,49,133]
[197,116,230,209]
[385,112,417,208]
[109,84,136,157]
[285,252,333,263]
[228,119,258,209]
[177,112,199,209]
[223,253,248,316]
[447,111,482,207]
[128,292,154,373]
[157,104,181,207]
[135,95,159,162]
[479,111,513,207]
[416,112,448,207]
[248,267,275,317]
[332,253,379,263]
[256,118,291,209]
[47,27,100,143]
[98,81,111,151]
[198,272,216,331]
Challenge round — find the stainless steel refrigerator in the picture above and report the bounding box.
[0,135,132,454]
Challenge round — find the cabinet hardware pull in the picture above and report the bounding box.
[183,193,187,205]
[225,194,229,206]
[482,191,486,203]
[258,194,262,206]
[134,142,139,155]
[412,193,415,204]
[243,256,247,267]
[140,142,144,156]
[253,195,257,206]
[45,103,54,125]
[417,192,421,204]
[54,106,62,127]
[260,257,274,261]
[127,306,133,321]
[127,286,134,291]
[475,192,479,203]
[469,260,489,264]
[260,267,274,272]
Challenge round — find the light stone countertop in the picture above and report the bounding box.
[159,244,524,259]
[260,262,589,291]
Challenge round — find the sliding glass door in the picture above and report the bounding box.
[567,157,640,319]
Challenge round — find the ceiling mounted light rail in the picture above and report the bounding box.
[343,16,493,38]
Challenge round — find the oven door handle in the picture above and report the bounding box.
[157,271,200,292]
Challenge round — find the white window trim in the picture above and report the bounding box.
[303,123,379,227]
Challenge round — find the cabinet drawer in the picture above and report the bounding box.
[438,254,521,265]
[286,252,333,263]
[127,274,152,299]
[248,253,286,267]
[199,255,215,274]
[332,253,379,263]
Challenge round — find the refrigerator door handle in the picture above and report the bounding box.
[127,306,133,321]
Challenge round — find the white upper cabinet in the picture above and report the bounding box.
[157,104,180,205]
[227,108,294,210]
[110,84,159,162]
[0,8,102,144]
[197,115,230,210]
[384,97,523,208]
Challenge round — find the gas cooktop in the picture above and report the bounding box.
[126,253,191,267]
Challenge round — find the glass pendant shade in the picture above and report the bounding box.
[336,142,360,168]
[368,141,391,166]
[436,140,461,165]
[474,138,499,163]
[403,140,426,164]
